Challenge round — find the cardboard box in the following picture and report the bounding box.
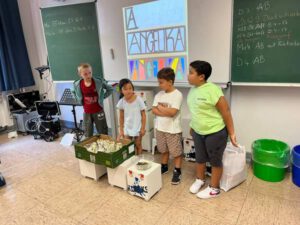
[74,134,135,168]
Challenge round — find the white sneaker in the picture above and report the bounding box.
[189,179,205,194]
[196,185,220,199]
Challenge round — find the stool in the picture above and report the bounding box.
[78,159,107,180]
[127,161,162,201]
[107,156,140,190]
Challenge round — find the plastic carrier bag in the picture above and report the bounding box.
[220,142,247,192]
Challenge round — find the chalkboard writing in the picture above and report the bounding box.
[231,0,300,83]
[41,3,103,81]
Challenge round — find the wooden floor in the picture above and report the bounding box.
[0,134,299,225]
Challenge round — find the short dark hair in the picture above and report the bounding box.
[157,67,175,84]
[118,78,134,99]
[190,61,212,80]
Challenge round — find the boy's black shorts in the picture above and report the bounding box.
[192,128,228,167]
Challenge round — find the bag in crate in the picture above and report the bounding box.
[220,143,247,192]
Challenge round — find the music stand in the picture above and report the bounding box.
[59,89,84,142]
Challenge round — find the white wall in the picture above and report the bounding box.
[188,0,232,83]
[97,0,152,82]
[232,86,300,151]
[12,0,300,152]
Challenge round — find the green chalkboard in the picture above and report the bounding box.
[231,0,300,83]
[41,3,103,81]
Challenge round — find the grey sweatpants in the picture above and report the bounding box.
[83,111,108,138]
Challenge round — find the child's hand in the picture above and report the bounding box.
[118,130,125,141]
[230,134,238,147]
[139,129,146,137]
[158,102,168,107]
[157,104,164,111]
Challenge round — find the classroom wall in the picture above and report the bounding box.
[232,86,300,152]
[11,0,300,151]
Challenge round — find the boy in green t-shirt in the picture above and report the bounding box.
[187,60,237,199]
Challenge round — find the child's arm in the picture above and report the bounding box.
[152,106,175,117]
[152,92,178,117]
[140,110,146,136]
[152,94,165,117]
[153,92,182,117]
[72,81,82,104]
[152,106,165,117]
[119,109,125,138]
[156,105,178,117]
[152,106,163,116]
[102,79,113,99]
[216,96,238,147]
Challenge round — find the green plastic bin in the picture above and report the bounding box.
[252,139,290,182]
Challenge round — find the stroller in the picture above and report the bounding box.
[26,101,61,142]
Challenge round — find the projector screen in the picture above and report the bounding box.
[123,0,188,82]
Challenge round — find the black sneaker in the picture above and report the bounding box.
[171,170,181,185]
[161,165,168,174]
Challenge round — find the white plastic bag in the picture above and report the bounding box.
[60,133,75,146]
[220,143,247,192]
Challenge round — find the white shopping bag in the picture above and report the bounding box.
[220,143,247,192]
[60,133,75,146]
